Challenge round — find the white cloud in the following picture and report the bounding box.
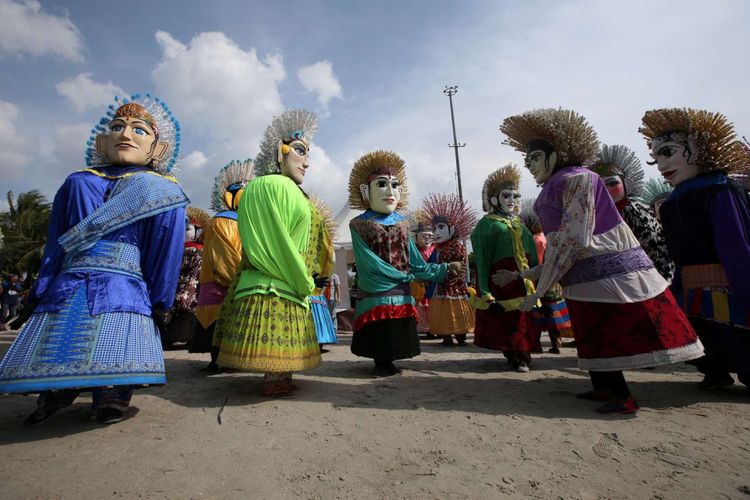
[56,73,125,112]
[0,100,33,179]
[304,144,349,213]
[50,122,89,172]
[0,0,84,62]
[297,60,343,111]
[152,31,286,159]
[175,151,215,209]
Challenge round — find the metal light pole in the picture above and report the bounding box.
[443,85,466,201]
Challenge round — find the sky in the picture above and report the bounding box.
[1,0,749,219]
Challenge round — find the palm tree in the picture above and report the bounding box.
[0,190,52,280]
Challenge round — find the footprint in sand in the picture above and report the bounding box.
[593,433,622,458]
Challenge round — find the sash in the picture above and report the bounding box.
[58,171,189,256]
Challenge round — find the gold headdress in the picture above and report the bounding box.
[186,206,211,230]
[500,108,599,168]
[481,164,521,212]
[348,150,409,211]
[589,144,645,198]
[639,108,750,174]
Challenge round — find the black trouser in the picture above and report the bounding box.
[589,371,631,399]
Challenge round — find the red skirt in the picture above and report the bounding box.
[474,308,541,353]
[566,290,704,371]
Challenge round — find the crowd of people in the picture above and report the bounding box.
[0,94,747,427]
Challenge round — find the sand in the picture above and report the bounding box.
[0,335,748,499]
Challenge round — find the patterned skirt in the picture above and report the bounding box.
[311,295,337,345]
[0,285,165,394]
[474,308,541,353]
[416,302,430,333]
[567,290,704,371]
[215,293,321,373]
[428,297,475,335]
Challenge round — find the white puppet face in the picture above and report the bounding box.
[602,175,626,203]
[432,222,455,244]
[185,220,197,243]
[650,136,698,187]
[279,139,310,185]
[492,189,520,214]
[360,175,401,214]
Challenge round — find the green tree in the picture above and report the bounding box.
[0,190,52,281]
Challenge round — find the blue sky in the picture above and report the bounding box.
[1,0,749,217]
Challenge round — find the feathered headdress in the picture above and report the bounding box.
[519,198,541,233]
[408,209,431,234]
[86,93,181,173]
[308,192,338,241]
[481,164,521,213]
[588,144,645,198]
[417,193,478,240]
[348,150,409,211]
[730,137,750,189]
[500,108,599,168]
[639,108,750,174]
[640,178,673,209]
[211,159,255,212]
[254,109,318,176]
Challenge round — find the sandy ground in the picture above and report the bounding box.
[0,334,748,499]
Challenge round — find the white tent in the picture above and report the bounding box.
[331,201,359,310]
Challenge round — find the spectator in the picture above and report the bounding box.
[1,274,24,323]
[324,273,341,331]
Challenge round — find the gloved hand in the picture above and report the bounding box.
[519,294,539,312]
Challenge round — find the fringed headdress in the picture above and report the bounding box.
[408,209,431,234]
[481,164,521,213]
[211,159,255,212]
[730,137,750,188]
[639,108,750,174]
[186,206,210,230]
[348,150,409,211]
[500,108,599,168]
[417,193,477,240]
[255,109,318,176]
[589,144,645,198]
[640,178,673,209]
[85,93,181,173]
[308,193,338,241]
[519,198,541,233]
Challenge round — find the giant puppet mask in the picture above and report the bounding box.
[602,175,626,202]
[649,133,699,187]
[491,189,521,214]
[431,218,455,244]
[415,227,434,249]
[96,103,169,167]
[277,137,310,185]
[525,140,558,185]
[360,175,402,214]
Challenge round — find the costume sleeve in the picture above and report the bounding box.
[239,177,314,298]
[710,187,750,305]
[204,217,242,287]
[31,175,87,300]
[523,227,539,268]
[140,205,186,310]
[536,172,595,296]
[470,219,493,295]
[408,237,448,282]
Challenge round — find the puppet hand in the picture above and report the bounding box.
[447,261,466,277]
[520,266,542,281]
[492,269,518,287]
[519,294,539,312]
